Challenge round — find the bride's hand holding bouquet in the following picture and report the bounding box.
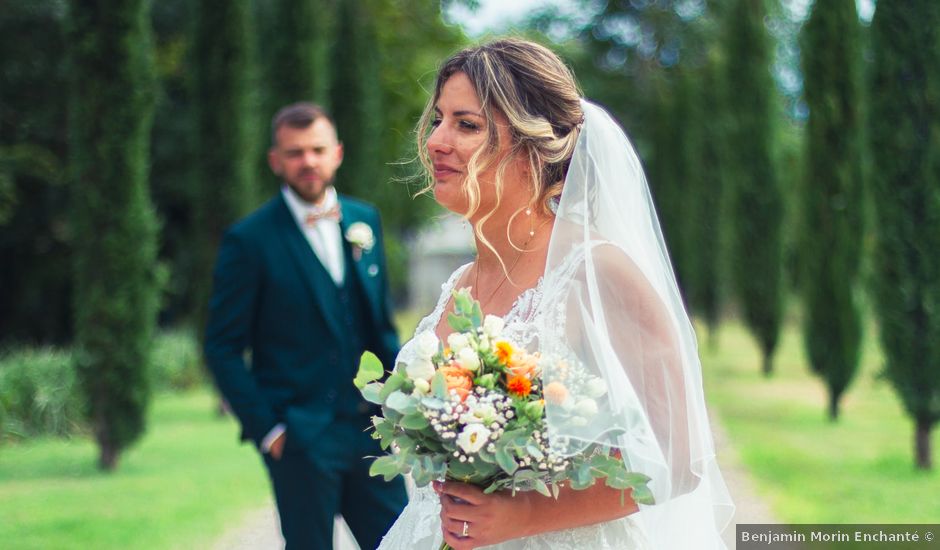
[354,288,654,548]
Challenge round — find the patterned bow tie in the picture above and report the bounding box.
[304,204,342,226]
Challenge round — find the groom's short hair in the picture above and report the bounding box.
[270,102,336,146]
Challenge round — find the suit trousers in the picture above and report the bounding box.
[262,415,407,550]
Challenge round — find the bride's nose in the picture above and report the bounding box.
[427,126,453,155]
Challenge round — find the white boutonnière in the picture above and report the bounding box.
[345,222,375,261]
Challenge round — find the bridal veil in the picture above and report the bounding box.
[539,100,734,549]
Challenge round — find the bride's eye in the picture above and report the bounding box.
[459,120,480,131]
[430,118,442,128]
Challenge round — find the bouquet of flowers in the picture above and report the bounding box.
[354,288,654,508]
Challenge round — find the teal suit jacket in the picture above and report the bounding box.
[204,192,399,453]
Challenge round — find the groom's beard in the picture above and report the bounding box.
[287,172,335,205]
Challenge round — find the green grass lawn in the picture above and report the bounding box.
[702,317,940,523]
[0,389,270,550]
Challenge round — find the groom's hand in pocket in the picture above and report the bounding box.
[269,432,286,460]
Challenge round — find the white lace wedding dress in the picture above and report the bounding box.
[377,263,651,550]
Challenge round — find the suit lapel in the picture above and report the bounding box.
[275,195,344,340]
[339,197,382,323]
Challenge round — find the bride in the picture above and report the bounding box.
[378,38,733,550]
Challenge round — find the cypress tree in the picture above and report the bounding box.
[648,75,691,301]
[800,0,865,420]
[870,1,940,469]
[68,0,160,470]
[685,53,728,345]
[191,0,259,340]
[723,0,784,375]
[262,0,331,112]
[329,0,384,200]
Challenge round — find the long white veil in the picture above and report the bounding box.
[540,100,734,548]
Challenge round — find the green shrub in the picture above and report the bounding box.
[149,328,205,391]
[0,348,84,441]
[0,330,206,443]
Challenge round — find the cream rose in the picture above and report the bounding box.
[456,347,480,372]
[405,357,435,381]
[482,314,505,338]
[447,332,471,353]
[414,331,439,359]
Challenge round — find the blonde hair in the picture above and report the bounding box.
[417,38,583,261]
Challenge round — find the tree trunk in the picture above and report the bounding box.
[828,392,840,422]
[99,440,118,471]
[916,418,933,470]
[761,353,773,378]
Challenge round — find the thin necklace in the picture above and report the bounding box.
[473,238,530,312]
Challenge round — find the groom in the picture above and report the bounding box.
[204,102,407,549]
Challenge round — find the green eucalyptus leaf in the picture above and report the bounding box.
[385,390,417,414]
[471,301,484,328]
[379,373,406,401]
[360,382,384,404]
[453,288,474,315]
[354,352,384,389]
[447,313,473,333]
[526,443,545,461]
[400,411,430,430]
[368,455,400,480]
[630,484,655,505]
[532,478,551,498]
[431,371,448,399]
[495,446,519,475]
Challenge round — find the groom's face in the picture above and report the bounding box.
[268,117,344,204]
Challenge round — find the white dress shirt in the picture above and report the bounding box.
[281,185,345,285]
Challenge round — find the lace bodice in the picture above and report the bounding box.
[379,261,651,550]
[394,262,546,371]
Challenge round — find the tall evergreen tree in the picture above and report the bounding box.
[261,0,332,113]
[685,52,728,344]
[68,0,161,470]
[800,0,865,420]
[648,74,691,300]
[723,0,784,375]
[870,1,940,468]
[0,2,72,344]
[329,0,384,201]
[190,0,260,339]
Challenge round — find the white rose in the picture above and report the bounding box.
[459,403,496,425]
[483,315,505,338]
[447,332,471,353]
[414,331,439,359]
[456,424,492,454]
[344,222,375,251]
[406,358,435,381]
[585,378,608,398]
[457,347,480,372]
[413,378,431,394]
[576,398,599,418]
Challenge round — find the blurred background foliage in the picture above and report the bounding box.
[1,0,938,473]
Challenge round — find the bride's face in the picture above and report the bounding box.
[426,72,527,218]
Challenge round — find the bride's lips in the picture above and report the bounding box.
[432,163,461,180]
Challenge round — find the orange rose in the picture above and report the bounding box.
[439,365,474,401]
[506,351,538,379]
